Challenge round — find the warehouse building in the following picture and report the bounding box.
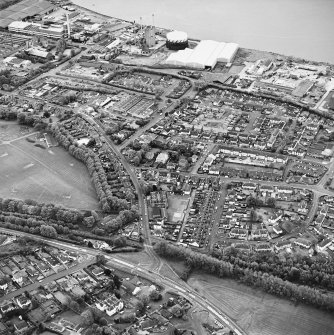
[165,40,239,69]
[8,21,65,38]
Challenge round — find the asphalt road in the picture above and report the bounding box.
[0,258,95,303]
[0,227,245,335]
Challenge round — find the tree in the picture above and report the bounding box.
[113,274,121,289]
[267,197,276,208]
[113,236,126,248]
[80,309,94,327]
[136,295,149,316]
[99,317,108,326]
[40,225,57,238]
[96,254,107,265]
[43,111,51,118]
[149,289,162,301]
[133,155,140,166]
[69,300,80,313]
[250,209,257,222]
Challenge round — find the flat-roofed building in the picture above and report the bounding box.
[8,21,65,39]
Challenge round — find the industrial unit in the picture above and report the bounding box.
[166,40,239,69]
[8,21,65,38]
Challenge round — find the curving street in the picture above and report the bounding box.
[0,227,246,335]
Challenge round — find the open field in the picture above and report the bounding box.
[164,258,187,278]
[0,133,99,210]
[115,250,154,268]
[188,271,334,335]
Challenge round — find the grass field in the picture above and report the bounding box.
[164,258,187,278]
[0,130,99,210]
[188,271,334,335]
[115,250,154,268]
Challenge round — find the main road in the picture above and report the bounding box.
[78,112,161,268]
[0,227,245,335]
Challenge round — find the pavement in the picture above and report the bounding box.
[2,55,331,335]
[0,227,246,335]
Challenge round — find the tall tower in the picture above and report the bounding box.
[145,26,156,48]
[66,13,71,38]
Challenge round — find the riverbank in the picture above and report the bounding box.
[72,0,334,64]
[72,2,333,68]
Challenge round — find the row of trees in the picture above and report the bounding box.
[0,197,105,241]
[0,107,50,131]
[49,121,134,214]
[104,209,139,233]
[247,196,276,208]
[213,246,334,291]
[0,198,97,226]
[154,242,334,311]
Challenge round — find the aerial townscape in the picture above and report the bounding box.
[0,0,334,335]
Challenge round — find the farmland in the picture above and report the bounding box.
[0,129,99,210]
[188,271,334,335]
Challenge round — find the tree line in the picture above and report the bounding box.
[213,246,334,291]
[154,241,334,312]
[48,121,135,216]
[0,196,139,244]
[0,197,98,239]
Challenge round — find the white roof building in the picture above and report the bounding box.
[8,21,30,31]
[132,287,141,296]
[26,47,51,58]
[156,152,169,164]
[106,38,121,49]
[165,40,239,69]
[8,21,64,38]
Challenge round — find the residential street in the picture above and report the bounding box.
[0,227,245,335]
[0,258,95,303]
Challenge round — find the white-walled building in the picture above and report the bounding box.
[166,40,239,69]
[8,21,65,38]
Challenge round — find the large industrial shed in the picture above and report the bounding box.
[165,40,239,69]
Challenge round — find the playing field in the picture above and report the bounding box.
[188,272,334,335]
[0,133,99,210]
[167,195,189,223]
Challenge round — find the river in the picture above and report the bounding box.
[73,0,334,64]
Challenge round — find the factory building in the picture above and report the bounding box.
[166,40,239,69]
[8,21,65,39]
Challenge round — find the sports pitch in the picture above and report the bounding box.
[167,195,189,223]
[0,133,99,210]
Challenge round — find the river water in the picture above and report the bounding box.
[73,0,334,64]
